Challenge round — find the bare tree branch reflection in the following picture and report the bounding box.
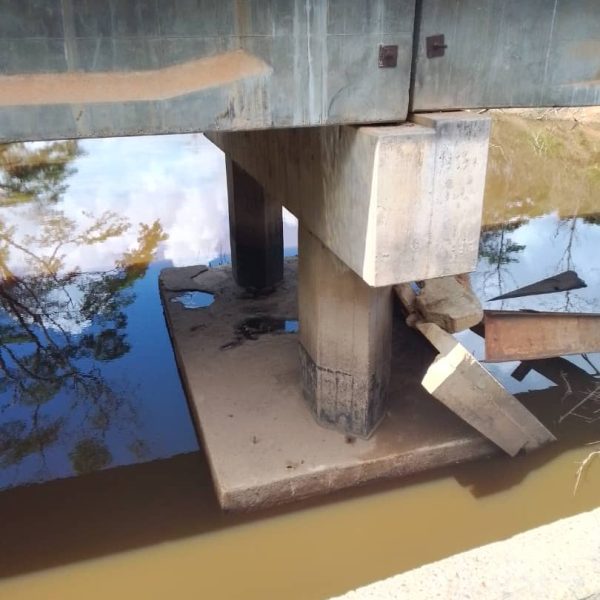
[478,222,526,301]
[0,141,168,484]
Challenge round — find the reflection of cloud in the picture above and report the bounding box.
[3,135,298,275]
[64,134,231,269]
[473,214,600,313]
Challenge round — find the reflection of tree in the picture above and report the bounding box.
[554,217,579,311]
[0,141,81,206]
[69,438,112,475]
[0,141,167,482]
[478,222,526,300]
[583,215,600,225]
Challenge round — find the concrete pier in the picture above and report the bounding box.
[212,113,491,439]
[226,158,283,291]
[298,225,392,438]
[208,113,491,287]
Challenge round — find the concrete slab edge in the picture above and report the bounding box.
[332,507,600,599]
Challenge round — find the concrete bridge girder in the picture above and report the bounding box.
[1,1,600,141]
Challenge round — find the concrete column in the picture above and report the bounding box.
[226,157,283,291]
[298,225,393,438]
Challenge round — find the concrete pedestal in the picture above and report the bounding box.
[298,225,392,438]
[210,115,491,439]
[209,113,491,287]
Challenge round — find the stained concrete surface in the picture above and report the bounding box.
[0,0,415,140]
[159,260,558,511]
[332,507,600,599]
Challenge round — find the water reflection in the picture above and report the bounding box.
[170,291,215,309]
[0,137,223,488]
[0,134,298,489]
[456,111,600,403]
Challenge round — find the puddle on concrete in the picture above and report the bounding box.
[170,290,215,309]
[221,316,298,349]
[0,112,598,600]
[237,316,298,339]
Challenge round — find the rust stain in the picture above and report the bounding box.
[0,50,271,107]
[567,40,600,61]
[484,310,600,362]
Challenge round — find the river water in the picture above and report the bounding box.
[0,111,598,599]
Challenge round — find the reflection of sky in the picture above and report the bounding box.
[0,261,199,489]
[1,127,598,488]
[474,214,600,313]
[0,134,301,490]
[67,134,298,268]
[4,134,297,276]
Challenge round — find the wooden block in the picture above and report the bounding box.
[208,113,490,286]
[394,283,417,313]
[485,310,600,362]
[415,276,483,333]
[416,322,556,455]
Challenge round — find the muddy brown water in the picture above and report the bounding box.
[0,111,598,599]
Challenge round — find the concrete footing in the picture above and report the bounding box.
[158,260,555,511]
[332,507,600,599]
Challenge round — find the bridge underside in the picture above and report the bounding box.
[1,0,599,142]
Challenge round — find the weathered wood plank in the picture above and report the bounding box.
[394,283,417,314]
[415,276,483,333]
[416,322,555,455]
[484,310,600,362]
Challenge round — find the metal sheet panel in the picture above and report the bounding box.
[411,0,600,111]
[0,0,415,141]
[484,310,600,362]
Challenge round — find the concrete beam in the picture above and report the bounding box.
[298,225,392,438]
[0,0,415,141]
[226,158,283,291]
[208,112,490,287]
[416,321,556,455]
